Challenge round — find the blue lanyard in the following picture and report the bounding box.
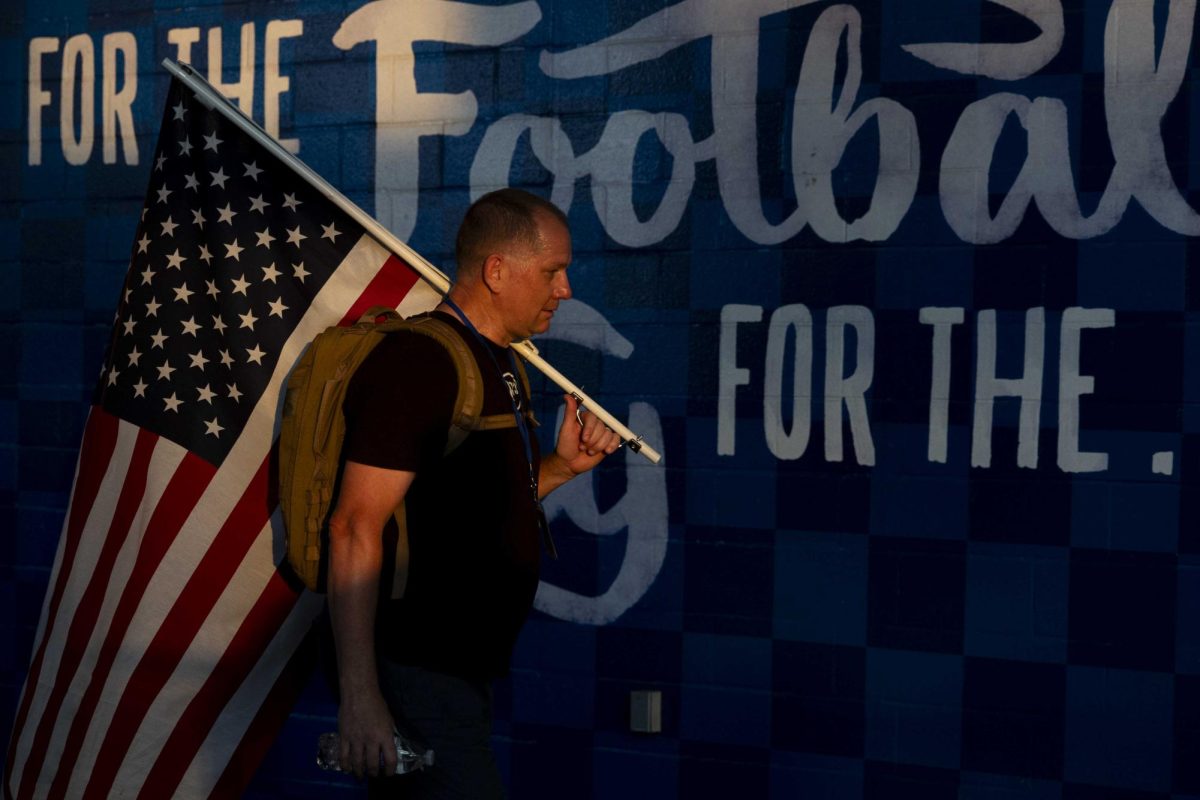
[440,298,554,555]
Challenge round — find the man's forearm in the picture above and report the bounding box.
[327,522,384,696]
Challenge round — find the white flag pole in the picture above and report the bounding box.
[162,59,661,464]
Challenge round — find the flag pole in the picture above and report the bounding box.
[162,59,661,464]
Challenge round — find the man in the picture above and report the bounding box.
[327,188,619,797]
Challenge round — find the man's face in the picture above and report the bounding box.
[498,214,572,341]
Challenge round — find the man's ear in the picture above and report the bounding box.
[481,253,504,294]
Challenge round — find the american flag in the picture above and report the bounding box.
[4,75,441,798]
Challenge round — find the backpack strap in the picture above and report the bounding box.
[474,352,538,431]
[392,314,486,454]
[396,314,538,445]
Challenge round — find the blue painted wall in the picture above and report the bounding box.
[3,0,1200,797]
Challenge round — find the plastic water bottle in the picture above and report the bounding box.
[315,731,435,774]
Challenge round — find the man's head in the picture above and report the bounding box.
[454,189,572,342]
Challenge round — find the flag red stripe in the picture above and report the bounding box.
[3,410,119,797]
[209,622,318,800]
[339,253,422,325]
[80,455,273,799]
[44,449,217,799]
[137,573,304,799]
[18,426,158,800]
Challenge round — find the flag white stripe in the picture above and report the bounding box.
[107,515,277,798]
[42,438,189,800]
[21,409,96,677]
[41,434,187,796]
[177,584,323,799]
[8,420,140,795]
[44,233,392,796]
[395,276,444,319]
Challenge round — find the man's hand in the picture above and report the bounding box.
[338,686,399,778]
[539,394,621,497]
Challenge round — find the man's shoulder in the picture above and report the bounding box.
[373,324,456,359]
[350,325,460,394]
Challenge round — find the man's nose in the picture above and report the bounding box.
[554,272,572,299]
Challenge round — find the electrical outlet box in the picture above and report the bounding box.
[630,689,662,733]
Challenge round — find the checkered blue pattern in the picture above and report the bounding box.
[3,1,1200,798]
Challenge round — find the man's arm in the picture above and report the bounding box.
[539,394,621,497]
[327,460,415,778]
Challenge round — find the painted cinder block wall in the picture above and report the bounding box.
[4,1,1200,798]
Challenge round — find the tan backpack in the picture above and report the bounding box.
[278,306,531,592]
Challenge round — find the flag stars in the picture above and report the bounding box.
[249,195,270,214]
[156,360,176,381]
[203,131,223,152]
[122,318,136,336]
[282,193,301,211]
[184,173,200,192]
[268,298,289,318]
[220,349,234,367]
[225,239,244,261]
[292,262,310,282]
[151,329,168,349]
[155,153,167,171]
[127,346,142,366]
[227,383,243,402]
[231,275,250,296]
[217,204,237,225]
[191,209,207,229]
[146,298,162,317]
[286,226,307,247]
[210,167,229,190]
[239,309,259,331]
[137,233,151,253]
[206,279,219,299]
[181,317,200,336]
[173,283,195,303]
[261,263,281,283]
[107,366,119,386]
[140,266,156,285]
[188,350,209,369]
[198,244,213,265]
[255,228,276,248]
[178,137,193,157]
[205,417,225,438]
[197,384,216,403]
[172,100,186,121]
[213,315,228,334]
[156,184,172,204]
[246,344,267,365]
[243,161,263,180]
[160,216,179,237]
[165,249,186,270]
[133,378,148,398]
[163,393,183,412]
[321,222,341,242]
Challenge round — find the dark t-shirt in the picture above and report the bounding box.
[341,311,543,680]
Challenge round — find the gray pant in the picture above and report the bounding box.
[367,661,505,800]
